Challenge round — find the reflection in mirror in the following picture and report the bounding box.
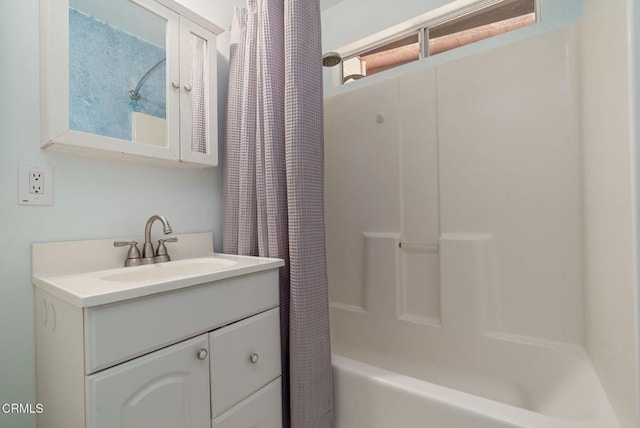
[188,33,208,155]
[68,0,168,147]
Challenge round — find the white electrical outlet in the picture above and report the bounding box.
[19,161,54,206]
[29,171,44,194]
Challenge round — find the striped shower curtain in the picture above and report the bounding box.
[222,0,334,427]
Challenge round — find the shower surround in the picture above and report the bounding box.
[324,26,619,427]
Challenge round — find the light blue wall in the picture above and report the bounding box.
[0,1,222,427]
[69,8,166,140]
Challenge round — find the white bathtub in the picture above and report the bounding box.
[332,349,619,428]
[328,232,621,427]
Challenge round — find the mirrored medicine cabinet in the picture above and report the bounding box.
[41,0,222,166]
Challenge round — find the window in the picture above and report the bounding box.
[341,0,536,84]
[427,0,536,55]
[343,34,420,84]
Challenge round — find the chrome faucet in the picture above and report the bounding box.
[114,215,178,267]
[142,214,173,264]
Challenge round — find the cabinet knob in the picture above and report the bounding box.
[249,353,259,364]
[172,80,180,89]
[197,349,208,360]
[183,83,192,92]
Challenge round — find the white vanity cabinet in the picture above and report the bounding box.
[86,334,211,428]
[41,0,221,166]
[34,267,283,428]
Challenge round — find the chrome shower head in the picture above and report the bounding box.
[322,52,342,67]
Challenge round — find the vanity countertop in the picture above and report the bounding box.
[33,254,284,308]
[32,232,284,308]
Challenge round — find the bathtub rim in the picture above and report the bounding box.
[331,353,620,428]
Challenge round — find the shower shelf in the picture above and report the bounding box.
[399,240,439,251]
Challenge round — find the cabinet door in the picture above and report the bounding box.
[86,334,210,428]
[210,308,281,417]
[179,17,218,166]
[212,378,282,428]
[43,0,181,162]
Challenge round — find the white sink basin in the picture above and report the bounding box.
[100,258,238,282]
[32,252,284,308]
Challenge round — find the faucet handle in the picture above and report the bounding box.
[159,237,178,244]
[114,240,136,247]
[113,241,142,267]
[155,237,178,262]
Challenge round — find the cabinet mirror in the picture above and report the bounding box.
[41,0,222,166]
[70,0,170,149]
